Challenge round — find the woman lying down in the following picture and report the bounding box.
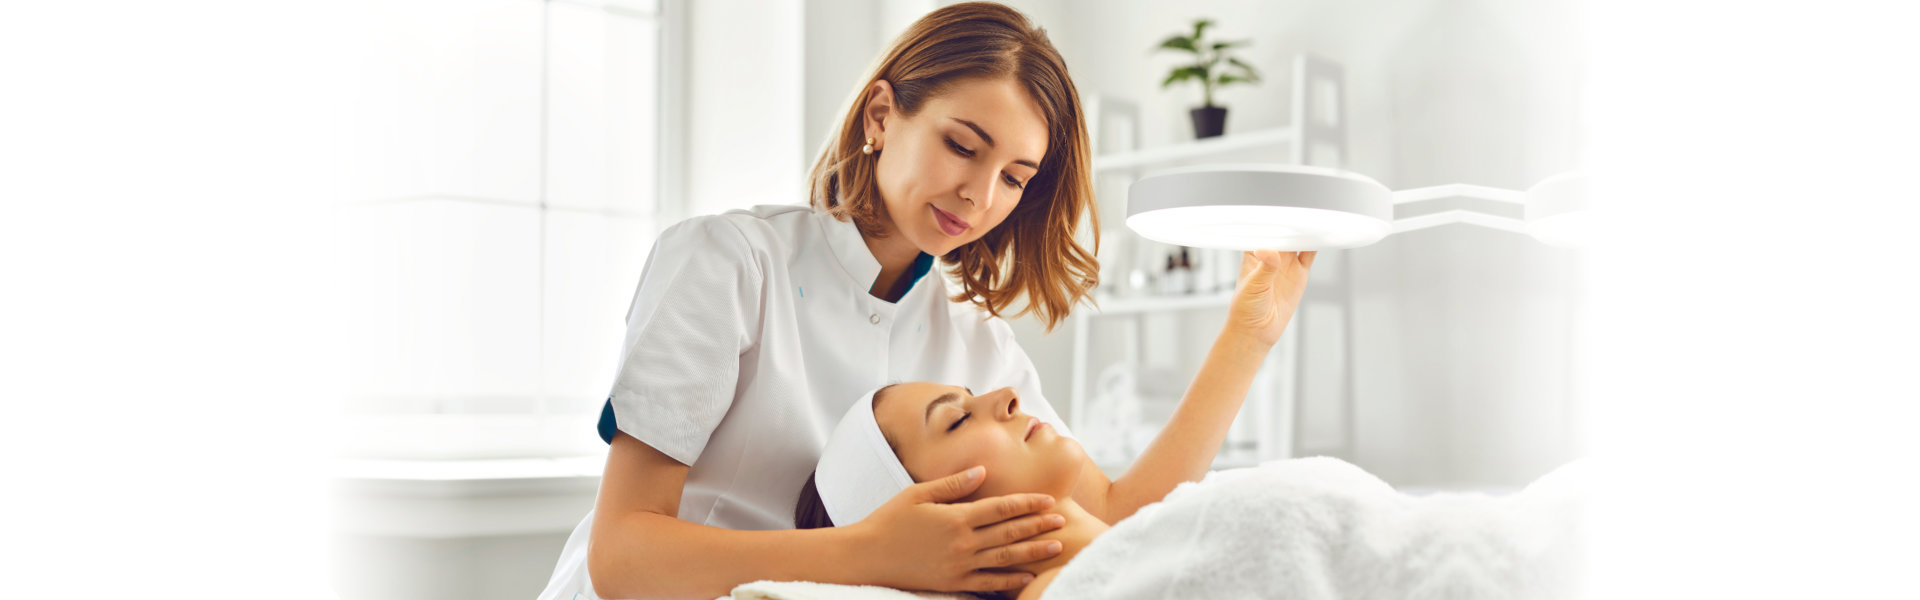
[791,383,1586,600]
[779,251,1584,600]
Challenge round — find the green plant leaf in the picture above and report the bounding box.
[1160,69,1189,88]
[1192,18,1213,42]
[1210,39,1249,51]
[1227,56,1261,81]
[1161,65,1206,88]
[1217,74,1252,87]
[1156,34,1197,53]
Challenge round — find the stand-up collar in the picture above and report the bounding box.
[816,210,935,301]
[818,210,882,289]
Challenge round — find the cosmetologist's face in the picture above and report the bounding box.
[863,76,1047,256]
[874,383,1086,501]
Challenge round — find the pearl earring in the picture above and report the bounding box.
[862,137,875,155]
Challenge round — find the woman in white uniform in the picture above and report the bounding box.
[538,3,1318,599]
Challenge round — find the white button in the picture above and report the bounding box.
[869,313,881,324]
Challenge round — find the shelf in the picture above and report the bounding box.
[1084,290,1234,316]
[1091,126,1296,174]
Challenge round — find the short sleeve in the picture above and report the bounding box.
[606,217,764,466]
[987,318,1078,441]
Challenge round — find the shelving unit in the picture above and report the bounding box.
[1070,54,1349,470]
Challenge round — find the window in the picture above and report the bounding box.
[344,0,680,460]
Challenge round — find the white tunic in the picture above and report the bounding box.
[609,203,1072,530]
[538,204,1076,599]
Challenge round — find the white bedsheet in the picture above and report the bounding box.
[1038,456,1587,600]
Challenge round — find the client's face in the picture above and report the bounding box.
[873,383,1087,501]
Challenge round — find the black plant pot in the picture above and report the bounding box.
[1190,105,1228,139]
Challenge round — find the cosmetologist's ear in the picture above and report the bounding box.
[862,79,896,146]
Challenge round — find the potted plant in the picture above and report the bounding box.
[1155,18,1260,139]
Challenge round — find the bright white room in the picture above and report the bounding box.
[4,0,1918,598]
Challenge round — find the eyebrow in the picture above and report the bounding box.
[922,387,977,427]
[949,118,1040,170]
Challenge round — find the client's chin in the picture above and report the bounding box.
[1036,437,1088,500]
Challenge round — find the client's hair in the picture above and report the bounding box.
[794,472,835,529]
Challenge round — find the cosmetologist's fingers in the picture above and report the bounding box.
[976,512,1065,546]
[975,539,1065,570]
[916,465,985,503]
[963,493,1055,527]
[960,570,1038,593]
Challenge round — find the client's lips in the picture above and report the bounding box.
[1024,417,1043,441]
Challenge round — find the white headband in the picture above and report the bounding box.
[814,387,916,526]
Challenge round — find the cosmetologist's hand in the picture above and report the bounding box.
[1227,250,1317,347]
[851,465,1066,593]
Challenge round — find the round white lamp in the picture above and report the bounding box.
[1126,164,1394,251]
[1523,171,1591,248]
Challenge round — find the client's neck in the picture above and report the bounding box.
[1017,496,1110,576]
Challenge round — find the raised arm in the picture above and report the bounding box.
[1071,250,1317,523]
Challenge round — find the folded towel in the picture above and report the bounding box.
[729,580,975,600]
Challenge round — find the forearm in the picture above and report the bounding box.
[1107,328,1273,519]
[589,509,860,599]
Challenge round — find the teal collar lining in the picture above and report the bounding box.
[905,252,934,287]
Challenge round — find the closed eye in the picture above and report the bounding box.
[947,412,970,433]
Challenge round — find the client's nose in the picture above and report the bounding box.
[985,386,1020,420]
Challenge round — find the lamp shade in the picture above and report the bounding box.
[1126,164,1394,251]
[1523,171,1591,248]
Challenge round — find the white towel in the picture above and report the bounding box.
[729,580,976,600]
[1038,456,1587,600]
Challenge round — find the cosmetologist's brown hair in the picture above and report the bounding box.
[806,1,1099,331]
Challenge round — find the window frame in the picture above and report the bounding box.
[342,0,687,462]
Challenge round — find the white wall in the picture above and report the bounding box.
[687,0,808,216]
[333,533,573,600]
[802,0,940,169]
